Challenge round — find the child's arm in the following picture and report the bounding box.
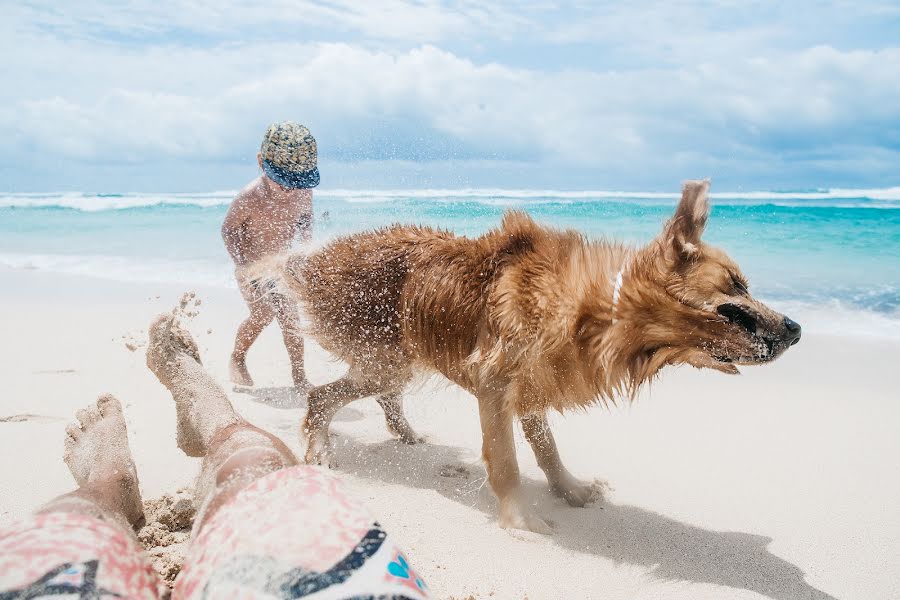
[221,195,252,265]
[295,189,314,244]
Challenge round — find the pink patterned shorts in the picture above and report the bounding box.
[175,465,430,599]
[0,466,429,599]
[0,511,163,598]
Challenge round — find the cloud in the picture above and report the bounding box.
[11,1,525,43]
[2,2,899,189]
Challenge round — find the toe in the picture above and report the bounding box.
[96,394,123,417]
[75,406,101,428]
[65,423,82,440]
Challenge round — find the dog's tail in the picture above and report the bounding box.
[240,250,308,299]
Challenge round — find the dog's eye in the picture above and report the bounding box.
[731,276,749,296]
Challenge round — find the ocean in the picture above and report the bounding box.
[2,188,899,339]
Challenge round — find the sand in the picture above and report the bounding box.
[1,267,898,600]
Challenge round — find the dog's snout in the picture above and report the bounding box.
[783,316,801,345]
[716,303,757,334]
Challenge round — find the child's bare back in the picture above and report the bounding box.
[222,177,312,267]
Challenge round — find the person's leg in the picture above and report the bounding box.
[0,395,163,598]
[148,314,297,523]
[229,292,275,387]
[147,314,430,599]
[270,293,310,389]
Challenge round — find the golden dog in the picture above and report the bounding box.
[279,180,801,532]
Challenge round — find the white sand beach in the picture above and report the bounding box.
[1,268,898,600]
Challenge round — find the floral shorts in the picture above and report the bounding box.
[0,466,429,600]
[0,511,163,598]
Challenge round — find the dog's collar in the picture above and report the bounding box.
[611,261,628,324]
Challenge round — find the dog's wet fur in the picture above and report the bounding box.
[280,180,801,532]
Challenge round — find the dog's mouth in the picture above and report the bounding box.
[712,335,780,365]
[710,303,786,365]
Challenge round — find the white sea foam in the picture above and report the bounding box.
[0,192,235,212]
[2,186,900,211]
[0,253,236,289]
[2,252,898,340]
[762,298,900,341]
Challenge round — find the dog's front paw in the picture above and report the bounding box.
[499,497,552,534]
[551,474,608,507]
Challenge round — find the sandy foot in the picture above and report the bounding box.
[229,355,254,387]
[63,394,143,526]
[146,314,239,458]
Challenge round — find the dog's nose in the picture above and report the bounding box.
[783,316,801,345]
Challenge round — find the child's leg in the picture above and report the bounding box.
[230,279,276,387]
[271,293,309,389]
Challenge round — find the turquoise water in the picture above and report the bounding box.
[1,190,899,338]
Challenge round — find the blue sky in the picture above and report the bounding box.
[2,1,899,192]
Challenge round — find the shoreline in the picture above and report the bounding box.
[1,269,898,599]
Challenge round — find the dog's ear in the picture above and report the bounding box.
[662,180,710,259]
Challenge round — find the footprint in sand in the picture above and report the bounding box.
[0,414,62,423]
[438,464,471,479]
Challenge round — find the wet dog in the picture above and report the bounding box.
[278,180,801,532]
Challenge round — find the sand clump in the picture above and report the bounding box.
[122,292,204,353]
[177,291,202,318]
[138,489,195,589]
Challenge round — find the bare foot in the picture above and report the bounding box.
[147,314,240,457]
[230,354,254,387]
[146,314,202,389]
[64,395,144,526]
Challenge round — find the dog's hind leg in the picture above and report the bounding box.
[302,375,382,466]
[376,393,422,444]
[521,413,596,508]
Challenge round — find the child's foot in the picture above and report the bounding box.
[230,354,254,387]
[64,395,144,526]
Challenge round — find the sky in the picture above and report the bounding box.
[1,1,899,192]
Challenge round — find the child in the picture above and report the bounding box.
[222,122,319,389]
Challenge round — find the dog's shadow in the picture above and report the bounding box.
[234,386,306,409]
[234,386,365,422]
[328,435,837,600]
